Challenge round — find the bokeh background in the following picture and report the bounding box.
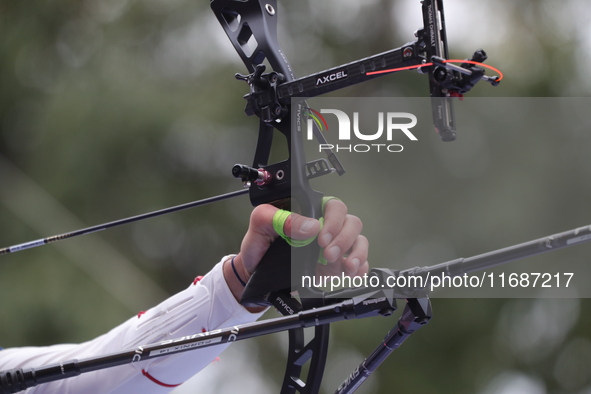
[1,0,591,393]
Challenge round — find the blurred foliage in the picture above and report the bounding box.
[1,0,591,393]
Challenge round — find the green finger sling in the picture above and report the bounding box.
[271,197,340,265]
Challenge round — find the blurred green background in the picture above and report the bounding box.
[1,0,591,393]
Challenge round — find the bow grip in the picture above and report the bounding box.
[241,187,324,308]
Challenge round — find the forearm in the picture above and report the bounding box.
[0,257,266,393]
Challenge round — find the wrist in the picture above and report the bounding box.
[223,255,266,313]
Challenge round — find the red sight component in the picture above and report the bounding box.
[366,59,504,82]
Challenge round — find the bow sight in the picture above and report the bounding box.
[219,0,501,141]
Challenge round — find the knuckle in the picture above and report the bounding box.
[326,198,347,215]
[337,233,356,250]
[250,204,277,228]
[358,234,369,246]
[347,214,363,231]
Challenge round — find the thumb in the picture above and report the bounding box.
[240,206,320,275]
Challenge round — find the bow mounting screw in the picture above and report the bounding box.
[265,4,275,16]
[434,67,447,82]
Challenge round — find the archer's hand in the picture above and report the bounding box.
[224,200,369,307]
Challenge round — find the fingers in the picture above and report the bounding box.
[320,200,364,265]
[317,199,368,277]
[239,205,277,276]
[247,204,280,239]
[316,235,369,277]
[342,234,369,275]
[240,205,321,275]
[322,214,363,262]
[230,201,368,307]
[316,258,369,279]
[318,199,347,248]
[246,205,320,242]
[245,201,368,278]
[282,213,321,241]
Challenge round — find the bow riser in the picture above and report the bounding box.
[211,2,329,393]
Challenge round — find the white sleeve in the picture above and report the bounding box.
[0,256,267,393]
